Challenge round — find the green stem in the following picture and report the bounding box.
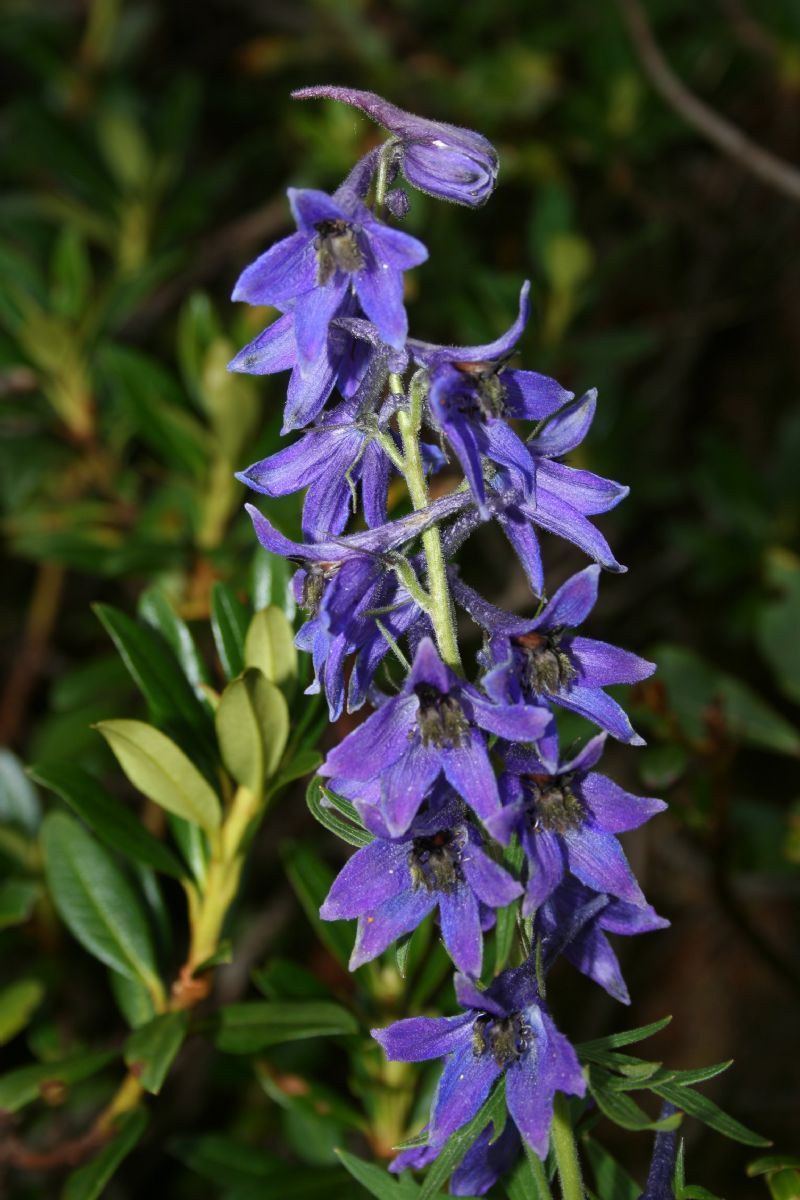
[373,138,399,217]
[524,1143,555,1200]
[551,1094,584,1200]
[394,373,462,671]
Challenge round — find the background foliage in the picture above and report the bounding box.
[1,0,798,1196]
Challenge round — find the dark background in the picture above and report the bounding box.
[1,0,799,1196]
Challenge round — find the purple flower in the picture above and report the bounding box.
[320,638,550,836]
[478,564,655,745]
[641,1104,680,1200]
[535,879,669,1004]
[293,86,499,207]
[390,1120,521,1195]
[487,733,666,912]
[227,295,372,433]
[409,283,573,510]
[232,187,427,368]
[372,964,585,1158]
[320,790,522,974]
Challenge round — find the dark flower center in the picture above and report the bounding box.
[314,219,365,286]
[408,828,463,893]
[512,629,576,695]
[414,683,470,749]
[524,772,585,835]
[452,361,507,420]
[301,562,339,614]
[472,1012,531,1067]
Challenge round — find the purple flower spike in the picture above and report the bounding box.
[320,790,522,974]
[479,565,656,745]
[227,296,372,433]
[487,734,666,912]
[372,961,585,1158]
[536,879,669,1004]
[320,638,550,836]
[293,86,499,207]
[232,185,427,368]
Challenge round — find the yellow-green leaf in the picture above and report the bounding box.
[244,606,297,697]
[0,979,44,1046]
[215,668,289,793]
[95,720,221,834]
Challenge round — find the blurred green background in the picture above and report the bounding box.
[1,0,799,1195]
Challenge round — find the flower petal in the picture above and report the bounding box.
[429,1039,502,1148]
[354,259,408,350]
[294,278,349,368]
[570,637,656,686]
[529,389,596,457]
[502,368,572,421]
[442,736,501,824]
[372,1014,473,1061]
[554,684,645,746]
[564,827,646,905]
[380,741,441,836]
[581,773,666,833]
[538,565,600,631]
[439,885,483,976]
[462,845,523,907]
[232,231,316,305]
[322,695,418,781]
[350,887,437,968]
[227,312,297,375]
[320,840,409,920]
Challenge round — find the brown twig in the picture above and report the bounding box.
[0,561,65,747]
[615,0,800,202]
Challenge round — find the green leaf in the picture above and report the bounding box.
[251,546,296,622]
[758,549,800,704]
[582,1136,640,1200]
[577,1016,672,1058]
[41,812,162,996]
[654,644,800,756]
[0,878,39,928]
[211,582,249,679]
[307,778,372,848]
[679,1188,725,1200]
[138,587,210,700]
[63,1107,148,1200]
[124,1011,189,1094]
[170,1134,347,1197]
[748,1155,800,1177]
[765,1171,800,1200]
[0,979,45,1046]
[252,958,330,1002]
[0,749,40,834]
[93,604,213,757]
[50,226,90,320]
[417,1081,507,1200]
[95,719,221,834]
[281,841,352,969]
[589,1067,680,1132]
[0,1049,115,1114]
[216,668,289,793]
[244,606,298,697]
[335,1148,415,1199]
[271,747,323,791]
[108,970,156,1030]
[652,1080,770,1147]
[30,761,186,879]
[215,1000,358,1054]
[506,1151,554,1200]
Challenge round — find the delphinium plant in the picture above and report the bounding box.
[225,88,770,1198]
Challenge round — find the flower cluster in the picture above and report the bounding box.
[231,89,667,1191]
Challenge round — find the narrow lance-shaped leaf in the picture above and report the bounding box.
[0,979,45,1046]
[215,668,289,795]
[0,1049,116,1114]
[30,761,186,880]
[41,812,163,1000]
[214,999,358,1054]
[95,720,221,835]
[63,1107,148,1200]
[124,1011,189,1094]
[210,581,249,679]
[138,587,211,700]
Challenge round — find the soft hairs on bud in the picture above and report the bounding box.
[292,86,499,206]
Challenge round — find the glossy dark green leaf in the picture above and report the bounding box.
[0,749,40,834]
[271,746,322,791]
[30,761,186,879]
[281,841,353,969]
[41,812,162,998]
[0,878,39,928]
[124,1011,189,1094]
[251,957,330,1001]
[63,1107,148,1200]
[94,603,214,763]
[109,969,156,1030]
[210,582,249,680]
[0,979,44,1046]
[0,1050,116,1114]
[138,587,210,699]
[215,1000,358,1054]
[748,1155,800,1177]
